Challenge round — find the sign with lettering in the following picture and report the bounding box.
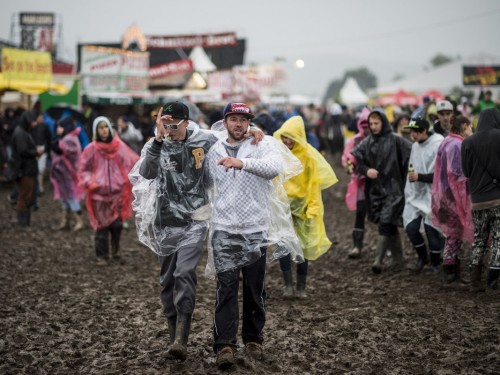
[463,66,500,86]
[1,48,52,82]
[146,32,237,49]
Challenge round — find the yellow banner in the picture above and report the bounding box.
[1,48,52,82]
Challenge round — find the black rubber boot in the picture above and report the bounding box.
[296,274,307,299]
[17,211,29,228]
[168,312,192,361]
[469,264,485,292]
[167,316,177,345]
[348,229,364,259]
[429,251,442,271]
[387,233,405,271]
[413,244,429,273]
[281,270,294,299]
[110,220,123,262]
[487,268,499,290]
[443,264,456,285]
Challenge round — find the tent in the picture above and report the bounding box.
[339,77,368,106]
[0,73,68,95]
[189,46,216,73]
[375,89,419,106]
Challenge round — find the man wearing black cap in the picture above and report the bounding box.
[132,101,263,361]
[402,117,444,273]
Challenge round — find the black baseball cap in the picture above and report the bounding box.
[404,117,429,131]
[160,102,189,120]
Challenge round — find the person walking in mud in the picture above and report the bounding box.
[461,108,500,291]
[205,102,283,369]
[130,102,263,362]
[351,109,412,274]
[432,115,474,288]
[274,115,337,298]
[402,117,444,273]
[79,116,138,265]
[342,108,370,259]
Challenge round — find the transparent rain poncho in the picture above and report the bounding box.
[204,125,305,278]
[274,116,338,260]
[128,121,220,255]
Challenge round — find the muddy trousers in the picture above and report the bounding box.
[213,249,267,353]
[95,218,122,259]
[159,228,206,319]
[470,206,500,271]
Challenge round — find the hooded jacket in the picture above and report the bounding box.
[461,108,500,206]
[351,109,412,225]
[274,116,337,260]
[342,108,370,210]
[10,111,38,178]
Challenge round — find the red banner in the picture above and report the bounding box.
[146,32,237,49]
[149,59,193,78]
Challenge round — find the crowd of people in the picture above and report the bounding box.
[0,90,499,369]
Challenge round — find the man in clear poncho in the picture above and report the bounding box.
[274,116,338,298]
[204,103,303,369]
[128,102,264,362]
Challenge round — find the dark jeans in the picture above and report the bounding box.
[95,218,123,259]
[279,254,308,276]
[213,248,267,353]
[16,176,35,212]
[405,217,443,252]
[354,199,367,230]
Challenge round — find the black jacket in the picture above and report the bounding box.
[352,109,412,225]
[461,108,500,204]
[10,112,38,178]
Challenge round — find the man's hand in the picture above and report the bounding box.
[155,106,168,141]
[408,171,418,182]
[88,182,100,192]
[367,168,379,179]
[246,127,264,145]
[218,157,243,171]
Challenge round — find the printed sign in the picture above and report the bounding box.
[463,66,500,86]
[1,48,52,82]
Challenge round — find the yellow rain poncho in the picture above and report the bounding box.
[274,116,338,260]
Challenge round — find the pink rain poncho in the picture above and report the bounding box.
[431,134,473,243]
[79,136,139,230]
[50,127,85,202]
[341,108,370,211]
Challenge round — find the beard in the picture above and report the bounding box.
[227,126,247,142]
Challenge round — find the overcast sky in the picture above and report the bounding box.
[2,0,500,98]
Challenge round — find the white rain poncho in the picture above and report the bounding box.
[204,128,304,278]
[128,121,220,255]
[403,132,444,227]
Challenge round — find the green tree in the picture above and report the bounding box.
[323,67,377,104]
[430,54,454,67]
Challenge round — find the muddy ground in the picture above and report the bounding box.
[1,157,499,375]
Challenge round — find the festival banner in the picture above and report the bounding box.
[80,46,149,91]
[463,66,500,86]
[1,48,52,82]
[146,32,237,49]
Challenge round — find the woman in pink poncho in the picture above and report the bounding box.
[432,115,473,286]
[341,107,371,258]
[50,116,85,231]
[79,116,139,265]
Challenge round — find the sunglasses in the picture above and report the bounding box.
[162,119,184,130]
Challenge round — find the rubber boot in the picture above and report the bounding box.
[387,233,405,271]
[296,274,307,299]
[17,211,29,229]
[73,211,84,231]
[281,270,294,299]
[487,268,499,290]
[348,229,364,259]
[412,244,429,273]
[469,264,485,292]
[429,251,442,273]
[454,259,469,286]
[110,220,123,262]
[372,235,389,274]
[56,209,69,230]
[442,264,456,285]
[168,312,192,361]
[167,316,177,345]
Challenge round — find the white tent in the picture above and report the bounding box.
[374,54,500,96]
[189,46,216,73]
[339,77,368,106]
